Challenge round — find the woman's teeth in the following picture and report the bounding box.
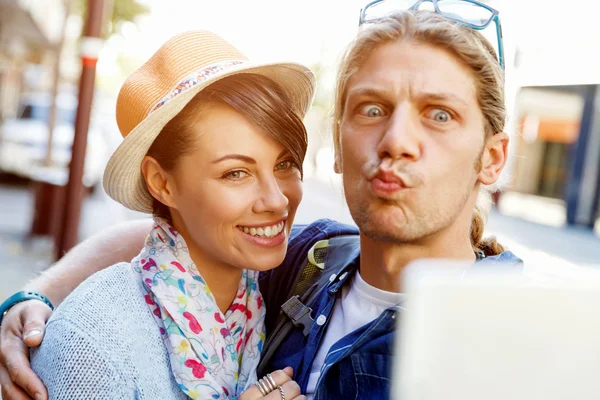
[239,222,285,238]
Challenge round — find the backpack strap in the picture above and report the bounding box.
[257,234,360,376]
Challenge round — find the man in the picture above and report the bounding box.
[0,6,520,400]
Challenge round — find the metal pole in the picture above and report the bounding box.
[55,0,106,259]
[566,85,596,227]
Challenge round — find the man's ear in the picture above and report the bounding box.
[477,132,509,185]
[334,151,343,174]
[141,156,178,209]
[333,129,343,174]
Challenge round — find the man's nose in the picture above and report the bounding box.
[377,105,422,161]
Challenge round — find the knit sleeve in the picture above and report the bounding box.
[31,318,134,400]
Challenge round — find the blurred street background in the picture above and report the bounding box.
[1,0,600,304]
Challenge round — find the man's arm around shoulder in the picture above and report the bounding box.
[33,218,152,306]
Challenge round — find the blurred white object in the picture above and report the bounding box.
[0,91,108,187]
[394,259,600,400]
[315,146,336,182]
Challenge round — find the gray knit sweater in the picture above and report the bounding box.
[31,262,189,399]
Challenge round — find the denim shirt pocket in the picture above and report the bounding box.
[350,353,394,399]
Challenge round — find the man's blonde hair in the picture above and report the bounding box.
[333,10,506,255]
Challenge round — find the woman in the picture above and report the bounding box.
[28,30,315,400]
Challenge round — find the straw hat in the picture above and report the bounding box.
[103,30,316,212]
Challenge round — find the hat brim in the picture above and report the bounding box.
[103,62,316,213]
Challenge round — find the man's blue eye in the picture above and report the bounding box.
[360,104,384,117]
[429,109,451,122]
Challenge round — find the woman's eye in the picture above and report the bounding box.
[223,170,249,180]
[427,108,452,123]
[276,160,298,171]
[359,104,385,118]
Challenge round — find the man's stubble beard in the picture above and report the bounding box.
[346,143,485,244]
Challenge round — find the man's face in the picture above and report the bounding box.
[338,40,489,243]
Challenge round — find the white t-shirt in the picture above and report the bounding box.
[306,272,404,399]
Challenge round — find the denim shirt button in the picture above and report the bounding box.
[316,315,327,326]
[329,273,337,282]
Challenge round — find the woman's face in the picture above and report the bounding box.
[158,103,303,272]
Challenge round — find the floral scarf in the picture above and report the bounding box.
[132,218,266,399]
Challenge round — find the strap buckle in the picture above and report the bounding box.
[281,295,314,337]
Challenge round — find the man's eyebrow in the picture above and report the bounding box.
[347,87,470,107]
[346,87,389,99]
[412,91,470,106]
[211,154,256,164]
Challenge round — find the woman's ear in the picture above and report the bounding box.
[141,156,178,209]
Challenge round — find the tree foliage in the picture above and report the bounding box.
[73,0,150,36]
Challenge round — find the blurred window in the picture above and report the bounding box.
[19,104,76,125]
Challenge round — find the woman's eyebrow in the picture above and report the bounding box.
[211,154,256,164]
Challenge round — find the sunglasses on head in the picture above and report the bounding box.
[359,0,505,69]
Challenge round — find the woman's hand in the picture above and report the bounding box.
[239,367,306,400]
[0,300,53,400]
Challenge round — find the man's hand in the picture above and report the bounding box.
[0,301,53,400]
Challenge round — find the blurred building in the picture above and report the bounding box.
[507,45,600,230]
[0,0,66,121]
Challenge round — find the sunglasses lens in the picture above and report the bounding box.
[363,0,423,22]
[436,0,494,27]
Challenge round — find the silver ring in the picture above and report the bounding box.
[255,379,269,396]
[277,385,286,400]
[266,373,277,392]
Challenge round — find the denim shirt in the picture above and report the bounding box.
[259,219,523,399]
